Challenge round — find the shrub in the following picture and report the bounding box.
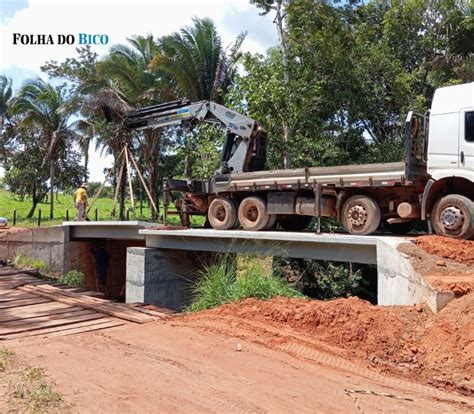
[188,255,303,312]
[59,270,84,287]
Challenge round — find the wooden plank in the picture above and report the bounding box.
[19,285,153,324]
[0,269,37,277]
[4,318,124,340]
[0,312,106,336]
[0,309,96,331]
[0,297,51,309]
[0,304,79,323]
[0,292,37,302]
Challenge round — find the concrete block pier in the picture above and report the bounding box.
[126,247,210,311]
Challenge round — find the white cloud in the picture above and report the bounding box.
[1,0,278,182]
[1,0,277,73]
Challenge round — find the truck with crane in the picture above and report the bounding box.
[124,82,474,239]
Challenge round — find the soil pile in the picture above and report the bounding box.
[414,292,474,393]
[185,293,474,394]
[207,296,424,361]
[416,235,474,265]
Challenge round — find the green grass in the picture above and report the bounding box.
[13,253,49,272]
[0,189,202,227]
[188,255,304,312]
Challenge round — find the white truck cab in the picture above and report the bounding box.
[421,82,474,238]
[428,82,474,180]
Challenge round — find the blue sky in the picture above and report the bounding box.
[1,0,277,181]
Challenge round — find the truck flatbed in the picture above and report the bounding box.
[216,161,426,191]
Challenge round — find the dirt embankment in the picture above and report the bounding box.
[398,235,474,295]
[416,235,474,265]
[182,293,474,395]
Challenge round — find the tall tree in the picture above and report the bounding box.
[12,79,79,219]
[152,17,246,102]
[250,0,292,168]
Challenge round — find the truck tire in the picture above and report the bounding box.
[341,195,381,235]
[431,194,474,239]
[208,198,238,230]
[238,196,270,231]
[277,215,312,231]
[264,214,277,230]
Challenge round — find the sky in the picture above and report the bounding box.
[0,0,278,181]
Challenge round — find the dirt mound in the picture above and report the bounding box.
[416,235,474,265]
[203,296,424,359]
[399,241,474,294]
[414,293,474,393]
[184,294,474,394]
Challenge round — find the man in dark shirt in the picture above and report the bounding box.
[92,243,109,289]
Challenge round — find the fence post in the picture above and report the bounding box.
[37,209,42,227]
[66,208,69,221]
[126,208,130,221]
[95,208,98,221]
[13,209,16,226]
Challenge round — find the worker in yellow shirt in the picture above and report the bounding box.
[74,183,89,221]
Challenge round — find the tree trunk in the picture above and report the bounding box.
[49,159,54,219]
[275,2,291,169]
[84,137,90,182]
[144,129,161,219]
[119,169,126,220]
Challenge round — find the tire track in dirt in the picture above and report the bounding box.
[180,315,473,411]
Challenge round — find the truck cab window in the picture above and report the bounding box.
[466,111,474,142]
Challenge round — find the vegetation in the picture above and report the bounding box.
[0,346,65,413]
[58,270,84,287]
[0,189,191,226]
[13,253,49,272]
[188,255,303,312]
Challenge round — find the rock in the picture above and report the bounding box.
[436,260,447,267]
[236,343,242,352]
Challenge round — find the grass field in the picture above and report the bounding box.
[0,189,195,227]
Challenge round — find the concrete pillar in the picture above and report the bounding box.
[126,247,210,311]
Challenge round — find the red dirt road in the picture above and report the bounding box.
[8,316,473,413]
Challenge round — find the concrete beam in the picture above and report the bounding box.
[139,229,401,264]
[64,221,155,241]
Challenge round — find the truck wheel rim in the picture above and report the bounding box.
[348,205,367,227]
[441,206,464,231]
[215,205,226,222]
[243,205,258,222]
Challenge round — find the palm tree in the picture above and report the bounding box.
[152,17,246,102]
[0,76,13,123]
[0,76,13,165]
[93,35,170,215]
[12,78,78,219]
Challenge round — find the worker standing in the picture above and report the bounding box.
[73,183,89,221]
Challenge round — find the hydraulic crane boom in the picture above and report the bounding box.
[124,100,267,174]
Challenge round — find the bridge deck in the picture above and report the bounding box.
[140,229,410,264]
[63,221,155,240]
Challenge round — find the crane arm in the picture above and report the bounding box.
[124,99,267,175]
[124,100,258,139]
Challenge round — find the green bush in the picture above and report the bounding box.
[58,270,84,287]
[188,255,303,312]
